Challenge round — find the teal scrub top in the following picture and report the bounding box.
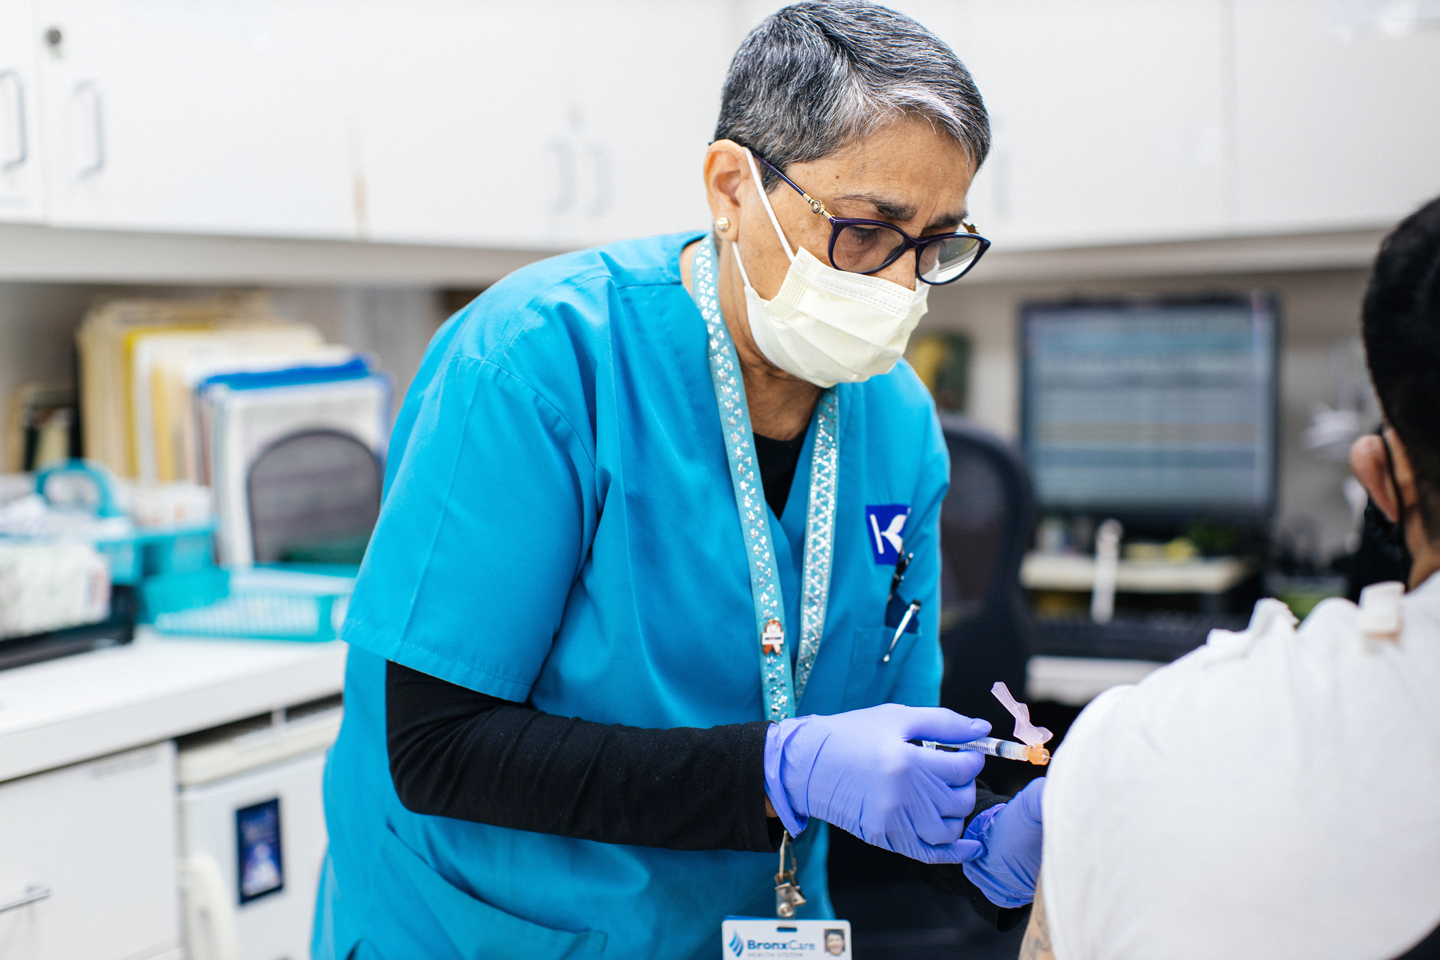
[314,232,951,960]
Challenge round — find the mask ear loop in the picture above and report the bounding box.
[743,148,796,263]
[1381,429,1415,575]
[732,149,796,292]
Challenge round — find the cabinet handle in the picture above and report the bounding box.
[74,80,105,178]
[182,855,240,960]
[0,884,51,914]
[587,140,612,217]
[0,71,26,171]
[549,139,576,216]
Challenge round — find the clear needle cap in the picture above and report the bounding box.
[991,681,1053,748]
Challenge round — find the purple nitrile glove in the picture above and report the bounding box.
[962,777,1045,908]
[763,703,992,864]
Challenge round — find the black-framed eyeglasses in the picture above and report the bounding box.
[753,153,991,285]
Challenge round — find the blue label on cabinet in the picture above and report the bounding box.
[236,797,284,904]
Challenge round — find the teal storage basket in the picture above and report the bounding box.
[93,536,143,585]
[142,566,355,642]
[140,524,216,576]
[34,459,215,584]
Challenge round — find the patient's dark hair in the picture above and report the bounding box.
[1363,194,1440,536]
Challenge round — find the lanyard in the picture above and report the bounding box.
[693,236,840,722]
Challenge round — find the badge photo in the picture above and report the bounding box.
[722,918,852,959]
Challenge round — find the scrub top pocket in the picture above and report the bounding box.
[369,821,609,959]
[842,625,925,711]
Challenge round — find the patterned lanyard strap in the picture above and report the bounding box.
[693,236,840,721]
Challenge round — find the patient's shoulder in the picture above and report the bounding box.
[1054,591,1413,760]
[1042,589,1440,959]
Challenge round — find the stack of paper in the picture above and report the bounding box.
[76,294,275,478]
[136,328,354,484]
[76,296,391,568]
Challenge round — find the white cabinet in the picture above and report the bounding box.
[352,0,726,250]
[1233,0,1440,234]
[730,0,1233,251]
[33,0,355,238]
[344,1,572,250]
[554,0,731,247]
[8,0,1438,253]
[0,0,43,221]
[953,0,1440,247]
[178,748,332,960]
[948,0,1230,250]
[0,742,180,960]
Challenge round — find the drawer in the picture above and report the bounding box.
[0,742,180,960]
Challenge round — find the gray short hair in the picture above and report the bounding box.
[715,1,989,191]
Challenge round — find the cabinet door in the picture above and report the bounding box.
[0,742,180,960]
[0,0,43,221]
[350,0,574,250]
[1233,0,1440,234]
[355,0,730,251]
[34,0,354,238]
[555,0,732,248]
[952,0,1231,250]
[177,750,330,960]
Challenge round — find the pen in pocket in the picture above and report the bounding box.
[883,599,921,662]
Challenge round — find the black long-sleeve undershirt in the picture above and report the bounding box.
[386,658,779,851]
[752,431,807,517]
[383,431,1027,927]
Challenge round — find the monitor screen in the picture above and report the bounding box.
[1020,295,1278,522]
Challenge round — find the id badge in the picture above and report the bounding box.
[721,918,852,959]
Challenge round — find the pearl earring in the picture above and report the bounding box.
[715,217,731,233]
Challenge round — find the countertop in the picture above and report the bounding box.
[0,629,347,784]
[1021,553,1255,594]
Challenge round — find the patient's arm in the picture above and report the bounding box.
[1019,871,1055,960]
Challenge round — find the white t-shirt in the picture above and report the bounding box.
[1043,577,1440,960]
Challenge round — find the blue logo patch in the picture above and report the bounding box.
[729,931,745,957]
[866,504,910,564]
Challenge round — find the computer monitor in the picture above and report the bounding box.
[1020,294,1278,527]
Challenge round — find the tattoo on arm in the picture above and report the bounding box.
[1019,870,1054,960]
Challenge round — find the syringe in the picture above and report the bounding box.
[909,736,1050,766]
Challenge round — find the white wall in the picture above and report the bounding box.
[269,287,444,407]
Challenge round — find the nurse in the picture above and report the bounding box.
[314,3,1044,958]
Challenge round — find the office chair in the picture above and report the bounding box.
[246,429,383,565]
[934,414,1035,746]
[828,415,1035,960]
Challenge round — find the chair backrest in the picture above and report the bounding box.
[936,415,1036,733]
[246,429,382,565]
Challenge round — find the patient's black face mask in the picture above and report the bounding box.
[1375,432,1415,584]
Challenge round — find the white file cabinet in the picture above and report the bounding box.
[0,742,181,960]
[177,706,341,960]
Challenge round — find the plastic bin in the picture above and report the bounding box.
[140,524,216,576]
[34,459,215,584]
[90,525,215,586]
[142,566,356,642]
[93,536,143,585]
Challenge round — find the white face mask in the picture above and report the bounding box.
[730,148,928,389]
